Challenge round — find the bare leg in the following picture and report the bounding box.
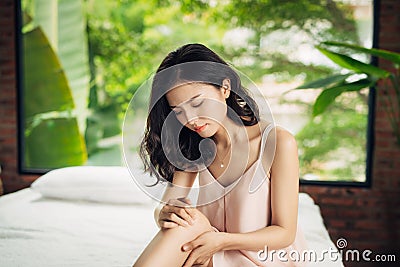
[133,211,213,267]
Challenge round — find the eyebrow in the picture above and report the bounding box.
[169,93,203,108]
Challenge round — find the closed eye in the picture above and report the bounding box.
[192,100,204,107]
[171,99,203,115]
[173,109,183,115]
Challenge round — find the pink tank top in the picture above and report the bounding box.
[197,124,309,267]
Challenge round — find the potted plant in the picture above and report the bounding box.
[292,41,400,147]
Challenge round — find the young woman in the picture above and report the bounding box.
[134,43,308,267]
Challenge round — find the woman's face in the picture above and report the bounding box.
[165,82,230,137]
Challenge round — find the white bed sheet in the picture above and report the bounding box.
[0,189,343,267]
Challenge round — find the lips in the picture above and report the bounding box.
[194,123,208,132]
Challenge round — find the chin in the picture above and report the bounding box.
[199,124,218,138]
[199,131,215,138]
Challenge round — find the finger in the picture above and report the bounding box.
[184,206,197,221]
[193,256,209,266]
[162,202,185,215]
[165,205,194,224]
[190,248,209,266]
[163,205,176,214]
[159,220,178,229]
[165,199,196,224]
[158,213,178,228]
[168,213,190,227]
[182,237,201,252]
[159,212,185,227]
[182,251,198,267]
[182,242,192,252]
[183,248,208,267]
[175,207,195,225]
[160,206,192,226]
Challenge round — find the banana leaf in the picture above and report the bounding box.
[33,0,58,50]
[23,26,87,169]
[25,117,87,168]
[34,0,90,133]
[57,0,90,133]
[23,27,74,117]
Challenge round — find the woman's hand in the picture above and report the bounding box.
[158,197,196,229]
[181,231,226,267]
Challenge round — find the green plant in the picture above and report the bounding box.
[292,41,400,146]
[22,13,87,168]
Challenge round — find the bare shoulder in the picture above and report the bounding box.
[273,126,299,173]
[259,125,298,162]
[266,126,299,183]
[260,122,297,147]
[275,126,297,149]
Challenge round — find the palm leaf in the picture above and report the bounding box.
[317,47,390,79]
[313,79,374,117]
[294,74,352,89]
[322,41,400,65]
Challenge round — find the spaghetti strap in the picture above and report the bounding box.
[249,123,275,193]
[257,123,275,161]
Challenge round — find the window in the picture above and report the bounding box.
[17,0,374,186]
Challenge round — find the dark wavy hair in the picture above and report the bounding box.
[139,43,260,184]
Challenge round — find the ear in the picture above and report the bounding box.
[221,78,231,99]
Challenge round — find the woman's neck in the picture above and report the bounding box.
[211,116,246,149]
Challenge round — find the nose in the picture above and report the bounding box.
[179,108,198,125]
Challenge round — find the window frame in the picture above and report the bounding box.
[299,0,379,188]
[15,0,377,187]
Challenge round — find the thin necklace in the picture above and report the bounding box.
[215,145,231,168]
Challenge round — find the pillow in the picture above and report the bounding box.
[30,166,153,205]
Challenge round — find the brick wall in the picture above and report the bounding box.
[300,1,400,266]
[0,0,38,194]
[0,0,399,266]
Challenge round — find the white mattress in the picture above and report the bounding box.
[0,188,343,267]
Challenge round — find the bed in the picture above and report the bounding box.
[0,166,343,267]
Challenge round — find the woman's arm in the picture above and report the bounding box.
[154,170,198,228]
[183,127,300,252]
[221,127,300,251]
